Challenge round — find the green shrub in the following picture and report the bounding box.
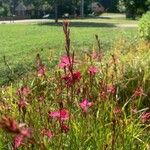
[124,0,149,19]
[138,11,150,41]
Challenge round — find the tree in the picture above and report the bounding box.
[123,0,150,19]
[54,0,58,23]
[100,0,119,12]
[80,0,84,17]
[0,0,96,19]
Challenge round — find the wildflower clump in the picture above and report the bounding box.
[0,20,149,149]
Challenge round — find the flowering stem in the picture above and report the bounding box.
[63,20,74,78]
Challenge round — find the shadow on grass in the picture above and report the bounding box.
[0,60,58,86]
[98,16,112,19]
[0,63,31,86]
[38,21,116,28]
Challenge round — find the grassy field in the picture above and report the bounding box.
[0,16,138,85]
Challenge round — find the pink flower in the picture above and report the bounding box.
[0,117,19,133]
[80,99,93,112]
[113,107,122,114]
[133,87,144,97]
[76,88,81,94]
[20,128,31,138]
[107,85,116,94]
[62,71,81,86]
[17,86,31,97]
[61,123,69,133]
[58,55,73,69]
[38,95,45,102]
[88,66,98,76]
[0,117,31,150]
[0,117,31,136]
[141,112,150,123]
[18,99,28,111]
[100,91,107,100]
[49,109,69,121]
[131,108,137,114]
[91,51,103,60]
[37,66,46,77]
[41,129,53,139]
[91,51,97,59]
[62,75,70,82]
[13,128,31,150]
[72,71,81,81]
[13,134,24,150]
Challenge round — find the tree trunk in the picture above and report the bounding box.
[80,0,84,18]
[55,0,58,23]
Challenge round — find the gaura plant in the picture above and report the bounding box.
[0,20,150,150]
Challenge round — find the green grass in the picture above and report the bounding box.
[0,17,138,85]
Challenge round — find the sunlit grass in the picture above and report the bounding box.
[0,21,137,85]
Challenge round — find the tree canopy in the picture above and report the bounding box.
[0,0,149,19]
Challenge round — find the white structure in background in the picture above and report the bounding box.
[15,3,26,16]
[91,2,105,15]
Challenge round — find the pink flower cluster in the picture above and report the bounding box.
[62,71,81,86]
[80,99,93,112]
[16,86,31,97]
[88,66,98,76]
[0,117,31,149]
[141,112,150,123]
[18,99,28,111]
[16,86,31,112]
[91,51,103,60]
[37,66,46,77]
[113,107,122,114]
[58,55,73,69]
[100,84,116,100]
[107,85,116,94]
[49,108,70,133]
[133,87,144,97]
[41,129,53,139]
[49,108,69,121]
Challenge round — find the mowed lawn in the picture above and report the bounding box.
[0,17,138,85]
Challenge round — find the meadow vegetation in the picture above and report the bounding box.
[0,20,149,150]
